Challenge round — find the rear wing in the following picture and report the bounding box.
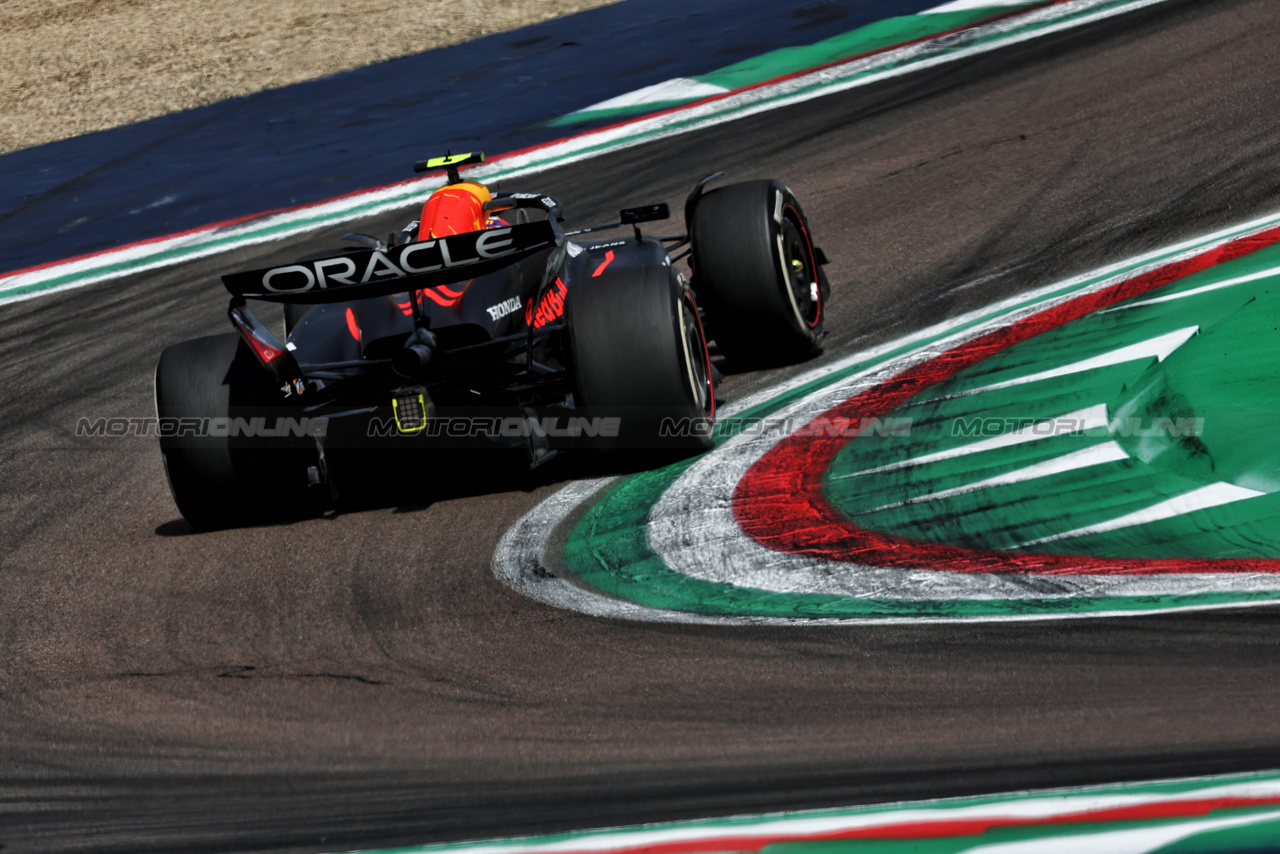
[222,219,556,304]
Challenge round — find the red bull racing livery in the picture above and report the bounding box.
[154,152,830,529]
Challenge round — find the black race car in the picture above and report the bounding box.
[155,152,829,529]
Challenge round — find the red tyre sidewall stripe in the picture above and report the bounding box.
[732,225,1280,575]
[784,203,822,329]
[685,290,715,420]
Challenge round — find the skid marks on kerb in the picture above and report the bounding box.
[494,210,1280,624]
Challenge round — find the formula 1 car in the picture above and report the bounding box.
[155,152,829,529]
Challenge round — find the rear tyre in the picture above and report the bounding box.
[155,333,325,530]
[567,264,714,452]
[690,179,828,368]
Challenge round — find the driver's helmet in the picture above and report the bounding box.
[419,181,491,238]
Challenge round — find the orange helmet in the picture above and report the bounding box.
[419,181,491,238]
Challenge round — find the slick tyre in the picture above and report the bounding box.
[691,179,828,367]
[567,264,714,452]
[155,333,324,530]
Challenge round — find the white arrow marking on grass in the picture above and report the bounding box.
[1101,265,1280,312]
[864,441,1130,512]
[937,326,1199,399]
[837,404,1109,479]
[1018,482,1266,549]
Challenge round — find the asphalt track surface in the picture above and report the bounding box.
[3,1,1280,851]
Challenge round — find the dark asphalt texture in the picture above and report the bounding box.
[3,1,1280,851]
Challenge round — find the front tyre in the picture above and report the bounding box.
[690,179,828,368]
[154,333,324,530]
[567,264,714,452]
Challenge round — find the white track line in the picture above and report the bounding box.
[965,809,1280,854]
[383,776,1280,854]
[569,79,730,116]
[923,0,1039,12]
[1101,265,1280,312]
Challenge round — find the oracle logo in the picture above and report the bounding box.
[260,229,518,293]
